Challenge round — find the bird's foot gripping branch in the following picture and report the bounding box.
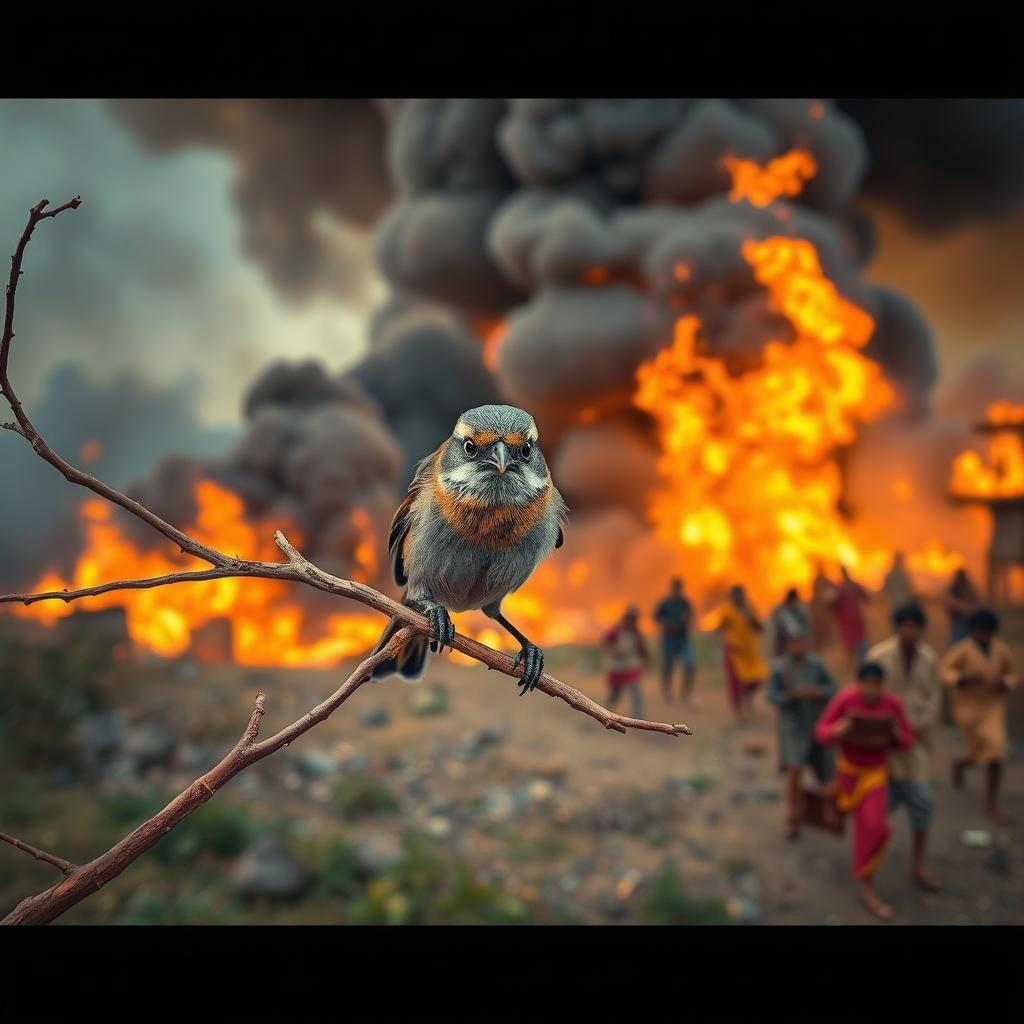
[0,197,690,926]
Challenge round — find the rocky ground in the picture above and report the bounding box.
[2,617,1022,926]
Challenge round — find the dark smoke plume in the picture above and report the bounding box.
[838,98,1024,233]
[374,99,937,517]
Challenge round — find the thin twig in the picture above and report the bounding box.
[0,832,76,876]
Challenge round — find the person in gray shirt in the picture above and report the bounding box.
[767,625,839,840]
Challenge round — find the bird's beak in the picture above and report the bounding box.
[489,441,510,475]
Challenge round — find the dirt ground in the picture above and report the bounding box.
[132,625,1023,926]
[4,604,1022,926]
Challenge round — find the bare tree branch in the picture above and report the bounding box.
[0,832,76,876]
[0,196,691,925]
[2,627,414,926]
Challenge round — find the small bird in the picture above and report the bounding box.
[370,404,567,695]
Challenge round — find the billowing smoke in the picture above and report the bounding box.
[0,364,234,587]
[108,99,390,304]
[125,360,403,587]
[837,98,1024,233]
[375,99,937,524]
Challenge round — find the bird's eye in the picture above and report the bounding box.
[463,438,477,457]
[520,441,533,459]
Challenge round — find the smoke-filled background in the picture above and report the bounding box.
[4,99,1024,929]
[3,98,1024,602]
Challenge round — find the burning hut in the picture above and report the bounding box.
[950,401,1024,601]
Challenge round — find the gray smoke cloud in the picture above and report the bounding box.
[373,99,938,520]
[108,99,390,304]
[124,360,403,589]
[0,364,235,587]
[838,98,1024,233]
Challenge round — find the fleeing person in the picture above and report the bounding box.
[832,565,872,668]
[810,563,836,652]
[766,587,811,659]
[717,584,767,724]
[940,608,1018,825]
[882,552,913,617]
[866,602,942,892]
[602,605,649,719]
[767,626,838,840]
[945,568,982,646]
[653,577,697,705]
[815,661,915,921]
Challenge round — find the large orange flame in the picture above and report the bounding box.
[633,236,895,610]
[12,480,381,667]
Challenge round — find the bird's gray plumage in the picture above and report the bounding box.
[371,404,566,691]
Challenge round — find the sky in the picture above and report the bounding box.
[0,99,383,430]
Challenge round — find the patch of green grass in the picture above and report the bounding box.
[152,802,256,865]
[332,774,400,820]
[642,861,730,925]
[719,856,754,878]
[112,885,231,925]
[318,838,364,898]
[0,626,113,770]
[348,835,529,925]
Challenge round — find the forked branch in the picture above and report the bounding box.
[0,197,690,926]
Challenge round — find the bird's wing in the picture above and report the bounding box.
[554,491,568,549]
[387,448,439,586]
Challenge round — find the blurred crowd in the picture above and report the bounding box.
[601,559,1018,920]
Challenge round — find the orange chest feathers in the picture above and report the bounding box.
[430,475,552,551]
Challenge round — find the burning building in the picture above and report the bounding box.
[950,401,1024,601]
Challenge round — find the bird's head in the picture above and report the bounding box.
[438,404,550,505]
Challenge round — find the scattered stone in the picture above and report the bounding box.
[726,895,762,924]
[283,771,304,792]
[754,787,782,802]
[231,836,308,902]
[989,846,1012,877]
[705,812,722,827]
[734,872,762,902]
[667,775,715,797]
[426,815,453,839]
[961,829,994,849]
[730,792,747,808]
[458,726,506,760]
[122,718,178,775]
[741,736,769,757]
[297,747,339,779]
[601,896,628,921]
[409,684,450,716]
[526,779,555,804]
[353,830,403,876]
[177,742,217,774]
[482,786,519,823]
[614,868,643,901]
[359,705,392,729]
[534,759,569,784]
[72,711,128,777]
[308,782,332,803]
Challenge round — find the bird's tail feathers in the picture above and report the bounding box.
[369,609,429,682]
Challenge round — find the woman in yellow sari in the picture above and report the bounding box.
[717,584,768,723]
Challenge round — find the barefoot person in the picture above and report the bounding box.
[653,577,696,705]
[767,626,838,840]
[815,661,915,921]
[866,602,943,892]
[716,584,767,724]
[940,607,1018,825]
[602,605,649,719]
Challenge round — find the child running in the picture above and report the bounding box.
[814,661,915,920]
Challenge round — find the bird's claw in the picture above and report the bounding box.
[427,606,455,653]
[513,643,544,695]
